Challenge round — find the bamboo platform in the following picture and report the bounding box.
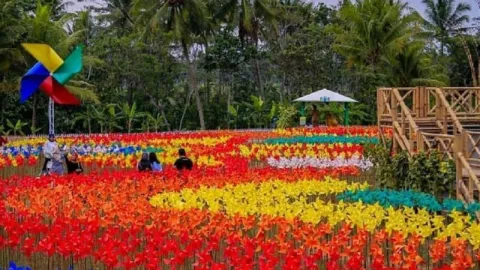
[378,87,480,204]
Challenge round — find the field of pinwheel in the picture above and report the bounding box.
[1,127,480,269]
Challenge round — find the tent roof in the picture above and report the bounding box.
[294,89,357,103]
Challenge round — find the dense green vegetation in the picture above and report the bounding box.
[0,0,478,133]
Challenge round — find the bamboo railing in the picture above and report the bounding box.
[378,87,480,203]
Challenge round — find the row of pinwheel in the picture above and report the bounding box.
[0,169,479,269]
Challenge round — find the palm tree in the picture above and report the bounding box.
[0,0,26,81]
[422,0,471,56]
[382,41,449,87]
[133,0,211,130]
[331,0,421,72]
[216,0,279,98]
[94,0,135,34]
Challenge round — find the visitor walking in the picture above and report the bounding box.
[138,152,152,172]
[41,134,58,175]
[149,152,163,172]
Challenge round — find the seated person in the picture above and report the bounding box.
[326,113,339,127]
[138,152,152,172]
[65,150,83,174]
[149,152,163,172]
[174,148,193,171]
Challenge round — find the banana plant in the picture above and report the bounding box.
[29,125,42,135]
[146,113,166,132]
[121,102,144,133]
[102,104,123,133]
[92,106,106,133]
[228,104,239,129]
[6,119,27,136]
[71,105,96,134]
[0,125,9,136]
[242,95,268,128]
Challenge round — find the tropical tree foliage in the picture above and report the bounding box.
[0,0,477,133]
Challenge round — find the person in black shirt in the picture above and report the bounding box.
[65,151,83,174]
[174,148,193,171]
[138,152,152,172]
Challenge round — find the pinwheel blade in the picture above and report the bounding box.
[21,43,64,72]
[20,62,50,103]
[40,77,81,105]
[52,45,83,85]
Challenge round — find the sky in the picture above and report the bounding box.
[72,0,480,20]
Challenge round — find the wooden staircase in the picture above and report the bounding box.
[378,87,480,203]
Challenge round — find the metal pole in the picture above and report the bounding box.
[344,103,349,126]
[48,98,55,135]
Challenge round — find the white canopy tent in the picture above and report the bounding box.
[294,89,357,103]
[294,89,358,125]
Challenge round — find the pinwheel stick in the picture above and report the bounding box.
[48,97,55,135]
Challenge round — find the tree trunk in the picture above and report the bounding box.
[184,46,206,130]
[254,57,264,99]
[160,109,170,131]
[461,37,478,86]
[440,40,444,57]
[1,93,4,124]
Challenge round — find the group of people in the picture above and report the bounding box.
[137,148,193,173]
[41,134,83,176]
[310,105,338,127]
[36,134,193,176]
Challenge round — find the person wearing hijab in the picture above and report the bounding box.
[138,152,152,172]
[65,150,83,174]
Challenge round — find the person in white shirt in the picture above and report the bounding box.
[41,134,59,175]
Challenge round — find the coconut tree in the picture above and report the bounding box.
[216,0,279,98]
[331,0,421,72]
[94,0,135,34]
[133,0,211,130]
[382,41,449,87]
[422,0,471,56]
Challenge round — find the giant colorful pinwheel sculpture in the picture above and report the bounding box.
[20,44,82,105]
[20,44,83,134]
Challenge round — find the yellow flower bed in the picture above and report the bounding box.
[151,178,480,246]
